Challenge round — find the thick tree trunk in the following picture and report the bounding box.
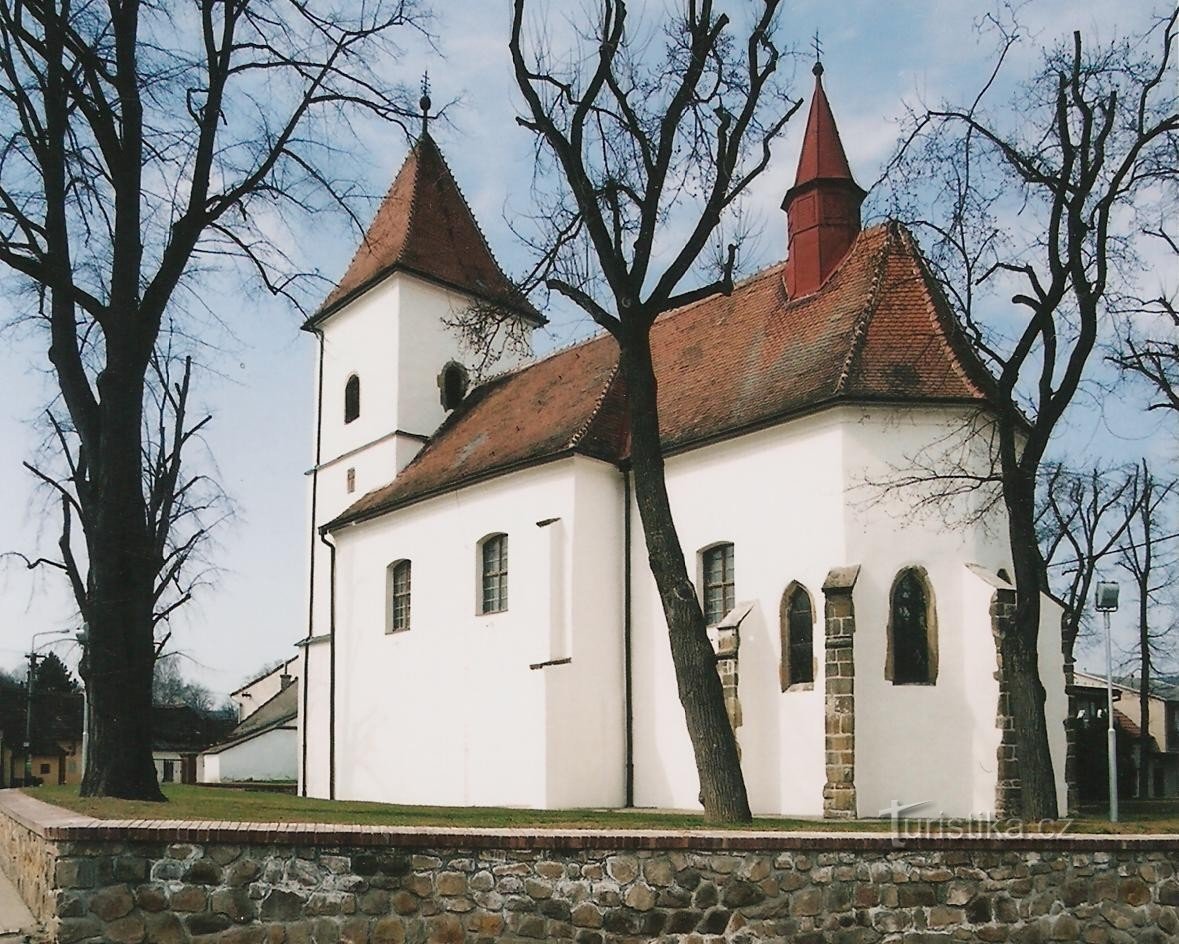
[1003,469,1059,819]
[80,360,164,800]
[619,332,751,824]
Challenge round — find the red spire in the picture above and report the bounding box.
[782,63,865,299]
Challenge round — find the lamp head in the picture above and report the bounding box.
[1095,581,1120,612]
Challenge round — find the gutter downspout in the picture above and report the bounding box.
[319,529,337,801]
[623,466,634,808]
[302,327,326,796]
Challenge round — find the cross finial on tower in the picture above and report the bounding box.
[419,71,432,135]
[811,31,824,77]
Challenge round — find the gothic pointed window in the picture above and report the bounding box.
[344,374,360,424]
[480,533,508,614]
[888,567,938,685]
[701,543,735,625]
[780,583,814,690]
[386,560,411,633]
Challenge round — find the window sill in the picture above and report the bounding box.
[385,627,411,636]
[783,682,815,693]
[529,657,572,671]
[889,680,938,687]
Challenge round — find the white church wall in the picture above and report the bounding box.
[843,405,1069,818]
[540,457,627,809]
[300,639,332,797]
[329,459,608,808]
[630,411,846,816]
[395,275,535,443]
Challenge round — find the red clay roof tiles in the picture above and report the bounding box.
[309,134,539,325]
[330,222,997,529]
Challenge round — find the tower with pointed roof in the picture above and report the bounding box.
[782,62,867,299]
[298,124,543,796]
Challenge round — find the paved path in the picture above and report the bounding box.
[0,867,36,942]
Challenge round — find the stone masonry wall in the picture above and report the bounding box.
[45,839,1179,944]
[1,793,1178,944]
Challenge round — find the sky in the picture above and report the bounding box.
[0,0,1173,699]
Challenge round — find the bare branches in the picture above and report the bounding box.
[506,0,796,330]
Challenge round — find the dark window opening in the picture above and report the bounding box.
[162,760,175,783]
[39,763,50,775]
[481,534,508,614]
[702,543,735,625]
[439,361,470,411]
[344,374,360,424]
[783,585,814,688]
[891,568,934,684]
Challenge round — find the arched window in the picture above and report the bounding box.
[344,374,360,424]
[887,567,938,685]
[701,543,735,625]
[438,361,470,411]
[780,583,814,690]
[386,560,411,633]
[479,533,508,614]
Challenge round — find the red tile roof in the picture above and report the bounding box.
[791,65,857,185]
[329,222,999,529]
[307,133,540,326]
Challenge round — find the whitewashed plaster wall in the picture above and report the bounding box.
[323,457,625,808]
[304,272,536,706]
[207,728,299,783]
[844,406,1068,818]
[299,640,331,797]
[298,268,538,802]
[629,410,845,817]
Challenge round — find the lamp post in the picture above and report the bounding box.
[1095,581,1120,823]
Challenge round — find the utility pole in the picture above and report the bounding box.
[22,651,39,787]
[22,628,74,787]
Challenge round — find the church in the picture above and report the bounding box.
[295,65,1070,819]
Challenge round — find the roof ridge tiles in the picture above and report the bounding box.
[566,358,623,450]
[835,224,895,394]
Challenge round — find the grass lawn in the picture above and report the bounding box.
[19,784,1179,834]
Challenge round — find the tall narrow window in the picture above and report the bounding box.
[780,583,814,689]
[480,534,508,614]
[344,374,360,424]
[702,543,735,625]
[888,567,937,684]
[387,560,411,632]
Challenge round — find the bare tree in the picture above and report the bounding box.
[1038,462,1141,664]
[501,0,798,822]
[883,10,1179,817]
[0,0,428,798]
[1112,228,1179,411]
[1117,459,1177,798]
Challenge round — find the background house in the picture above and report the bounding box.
[202,661,298,783]
[152,704,236,785]
[0,689,83,787]
[1072,669,1179,800]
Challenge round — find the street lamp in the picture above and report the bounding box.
[1095,581,1120,823]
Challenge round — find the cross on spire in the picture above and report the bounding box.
[811,30,824,76]
[419,71,432,135]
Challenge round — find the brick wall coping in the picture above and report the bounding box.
[1,790,1174,853]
